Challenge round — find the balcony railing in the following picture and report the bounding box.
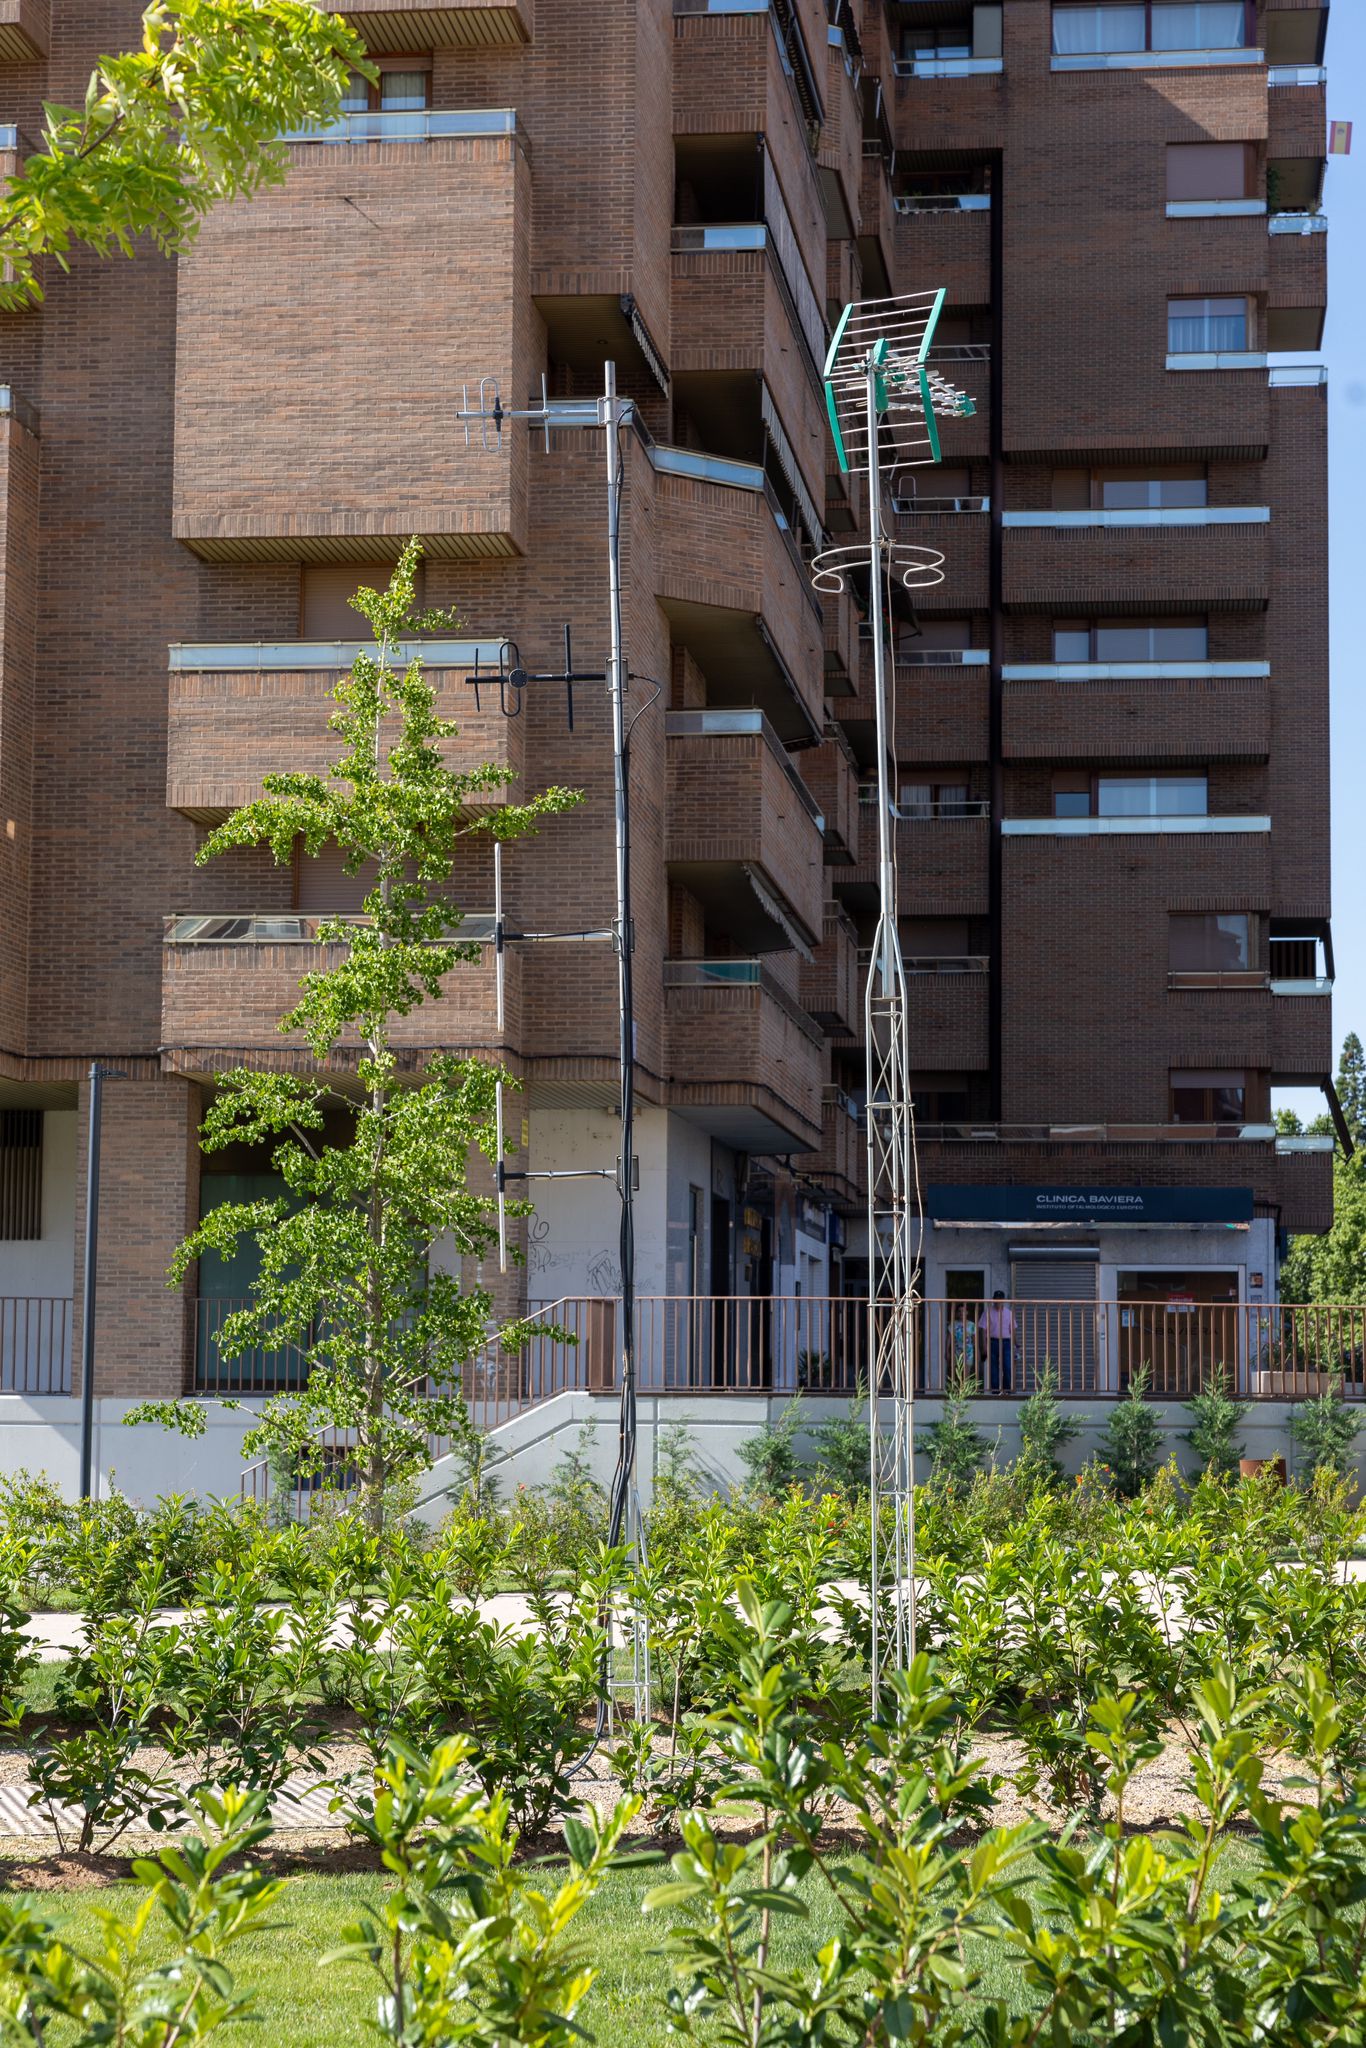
[914,1121,1327,1150]
[1167,350,1268,371]
[169,637,503,672]
[905,954,989,974]
[895,494,990,514]
[1168,968,1269,991]
[1051,47,1262,71]
[1269,212,1328,235]
[1268,64,1327,85]
[1166,198,1266,219]
[1003,815,1269,837]
[893,193,991,212]
[282,108,519,144]
[664,708,824,826]
[890,645,990,666]
[859,788,990,820]
[644,440,821,613]
[1003,659,1269,682]
[165,912,497,944]
[1269,364,1327,386]
[1003,507,1269,529]
[223,1295,1366,1410]
[0,1298,71,1395]
[892,55,1003,77]
[664,957,823,1042]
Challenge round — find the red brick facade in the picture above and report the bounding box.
[0,0,1333,1397]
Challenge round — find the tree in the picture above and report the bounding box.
[128,544,580,1526]
[1180,1366,1249,1481]
[0,2,367,310]
[1336,1031,1366,1145]
[1279,1034,1366,1306]
[1289,1373,1363,1484]
[1098,1363,1164,1498]
[1014,1364,1081,1489]
[922,1359,989,1490]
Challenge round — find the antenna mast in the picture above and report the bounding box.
[816,290,975,1704]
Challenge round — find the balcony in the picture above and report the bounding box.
[800,905,860,1035]
[801,1085,865,1207]
[905,957,989,1069]
[892,199,990,306]
[896,811,990,916]
[1050,46,1262,72]
[671,217,826,389]
[1002,815,1269,838]
[1165,974,1333,1076]
[664,709,826,948]
[893,665,990,763]
[166,639,517,824]
[896,508,988,612]
[0,0,44,61]
[858,144,896,294]
[821,22,863,236]
[1002,672,1270,765]
[647,443,824,742]
[172,113,531,563]
[890,58,1004,156]
[161,913,511,1073]
[803,727,860,864]
[1001,513,1269,611]
[332,0,531,46]
[664,958,824,1149]
[823,584,856,693]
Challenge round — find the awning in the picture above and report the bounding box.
[744,863,814,961]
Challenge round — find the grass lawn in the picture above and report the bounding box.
[8,1858,1025,2045]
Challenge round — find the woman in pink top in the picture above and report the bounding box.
[978,1291,1014,1392]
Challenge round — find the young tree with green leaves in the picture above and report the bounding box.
[0,2,367,310]
[1280,1034,1366,1305]
[128,544,580,1527]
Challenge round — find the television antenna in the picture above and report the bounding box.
[454,362,651,1730]
[818,288,973,1707]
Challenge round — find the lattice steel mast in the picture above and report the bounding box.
[815,291,975,1703]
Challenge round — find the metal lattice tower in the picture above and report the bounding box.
[815,289,975,1705]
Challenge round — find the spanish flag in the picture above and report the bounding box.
[1329,121,1352,155]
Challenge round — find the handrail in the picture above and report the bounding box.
[893,55,1003,77]
[169,637,505,672]
[664,957,823,1042]
[894,193,991,212]
[1003,659,1269,682]
[905,955,989,973]
[165,911,497,944]
[664,709,824,825]
[1003,507,1269,529]
[283,108,521,144]
[1269,212,1327,235]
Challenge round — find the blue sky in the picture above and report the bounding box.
[1276,7,1358,1122]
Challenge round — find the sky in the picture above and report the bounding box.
[1274,6,1359,1123]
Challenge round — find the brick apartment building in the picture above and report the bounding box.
[0,0,1336,1467]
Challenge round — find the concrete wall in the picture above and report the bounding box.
[0,1394,262,1502]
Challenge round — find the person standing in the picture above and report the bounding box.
[979,1291,1014,1392]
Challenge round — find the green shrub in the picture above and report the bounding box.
[1181,1365,1250,1480]
[1290,1372,1364,1484]
[1014,1362,1081,1487]
[808,1379,869,1493]
[923,1358,990,1490]
[1099,1361,1164,1497]
[734,1395,805,1494]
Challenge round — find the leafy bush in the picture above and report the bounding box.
[1099,1361,1165,1497]
[1014,1362,1081,1487]
[807,1379,869,1493]
[1290,1372,1364,1483]
[734,1395,805,1494]
[922,1358,990,1489]
[1181,1365,1250,1480]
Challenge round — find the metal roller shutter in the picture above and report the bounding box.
[1008,1254,1099,1392]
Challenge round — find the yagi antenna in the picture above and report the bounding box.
[817,288,975,1712]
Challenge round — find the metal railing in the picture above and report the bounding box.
[894,495,990,513]
[893,55,1003,78]
[1269,212,1327,235]
[169,637,503,673]
[909,1122,1331,1152]
[1002,507,1269,529]
[231,1298,1366,1446]
[0,1299,71,1395]
[1269,365,1327,387]
[165,912,496,946]
[283,109,519,144]
[664,957,823,1043]
[905,955,989,974]
[893,193,991,212]
[665,709,824,825]
[1268,65,1327,86]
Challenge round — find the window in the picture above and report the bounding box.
[899,781,972,817]
[1051,773,1209,817]
[902,23,972,59]
[1052,618,1209,661]
[1151,3,1247,50]
[1166,143,1254,202]
[1169,913,1251,970]
[1052,466,1208,510]
[901,617,972,653]
[1052,2,1247,55]
[1097,774,1207,816]
[340,57,431,112]
[1052,5,1146,54]
[301,563,414,639]
[0,1110,41,1241]
[1168,297,1249,352]
[912,1080,972,1122]
[1169,1069,1248,1123]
